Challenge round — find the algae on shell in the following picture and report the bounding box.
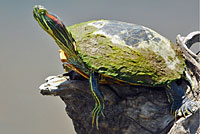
[68,20,185,86]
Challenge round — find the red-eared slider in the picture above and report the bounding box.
[33,5,198,129]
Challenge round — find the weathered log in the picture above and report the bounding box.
[39,32,200,134]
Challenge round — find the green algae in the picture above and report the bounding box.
[67,20,186,86]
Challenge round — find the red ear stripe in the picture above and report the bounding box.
[46,13,63,27]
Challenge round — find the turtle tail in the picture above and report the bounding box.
[89,71,105,129]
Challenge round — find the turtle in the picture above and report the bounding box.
[33,5,198,129]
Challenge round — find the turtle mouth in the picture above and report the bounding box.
[33,5,69,45]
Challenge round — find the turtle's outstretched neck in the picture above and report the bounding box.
[33,5,87,74]
[33,5,77,57]
[55,27,89,76]
[54,24,76,53]
[53,25,79,63]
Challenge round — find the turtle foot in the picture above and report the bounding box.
[171,98,199,119]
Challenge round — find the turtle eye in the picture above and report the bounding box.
[38,9,47,15]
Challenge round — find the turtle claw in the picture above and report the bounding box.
[171,98,198,120]
[92,102,104,129]
[92,103,99,128]
[167,82,199,120]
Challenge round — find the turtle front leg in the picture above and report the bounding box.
[89,71,105,129]
[166,82,198,119]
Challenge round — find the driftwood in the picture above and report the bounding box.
[39,32,200,134]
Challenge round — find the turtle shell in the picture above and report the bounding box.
[68,20,185,86]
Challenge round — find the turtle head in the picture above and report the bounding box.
[33,5,76,52]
